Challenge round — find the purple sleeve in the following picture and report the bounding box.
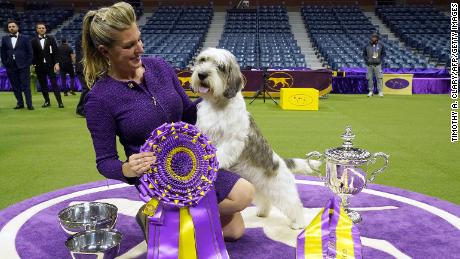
[84,92,130,183]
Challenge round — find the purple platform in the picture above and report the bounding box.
[1,175,459,258]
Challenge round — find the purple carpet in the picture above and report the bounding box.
[1,175,460,258]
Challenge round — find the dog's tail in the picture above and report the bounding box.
[284,158,321,175]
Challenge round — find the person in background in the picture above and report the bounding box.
[31,22,64,108]
[363,34,385,97]
[58,38,76,96]
[82,2,254,241]
[1,20,34,110]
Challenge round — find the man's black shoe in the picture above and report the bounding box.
[58,103,64,108]
[42,101,51,108]
[14,105,24,109]
[27,106,35,110]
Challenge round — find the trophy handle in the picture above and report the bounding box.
[306,151,324,180]
[368,152,389,183]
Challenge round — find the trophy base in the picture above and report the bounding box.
[345,209,362,224]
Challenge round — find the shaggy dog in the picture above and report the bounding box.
[191,48,316,229]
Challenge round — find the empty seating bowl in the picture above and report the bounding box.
[58,202,118,234]
[65,229,122,259]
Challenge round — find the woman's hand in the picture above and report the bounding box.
[122,152,156,178]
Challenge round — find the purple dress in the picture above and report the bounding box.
[84,57,239,202]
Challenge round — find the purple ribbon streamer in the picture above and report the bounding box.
[148,220,159,259]
[147,204,165,259]
[190,187,229,259]
[146,188,228,259]
[296,230,306,259]
[320,203,331,258]
[149,204,165,225]
[159,205,180,259]
[190,195,219,259]
[351,217,362,258]
[324,196,341,258]
[206,186,230,259]
[147,205,180,259]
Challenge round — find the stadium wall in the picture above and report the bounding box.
[4,0,451,9]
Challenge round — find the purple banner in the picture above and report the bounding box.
[0,67,82,92]
[340,68,450,78]
[176,69,332,96]
[412,78,451,94]
[0,68,8,91]
[333,68,450,94]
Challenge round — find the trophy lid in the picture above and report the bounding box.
[325,126,371,165]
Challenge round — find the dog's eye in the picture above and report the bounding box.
[217,64,226,71]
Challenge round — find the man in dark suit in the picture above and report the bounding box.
[58,38,76,96]
[31,22,64,108]
[1,20,34,110]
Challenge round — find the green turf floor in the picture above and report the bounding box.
[0,92,458,209]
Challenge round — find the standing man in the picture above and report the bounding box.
[1,20,34,110]
[364,34,385,97]
[31,22,64,108]
[58,38,76,96]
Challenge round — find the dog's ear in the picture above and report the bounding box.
[224,65,243,99]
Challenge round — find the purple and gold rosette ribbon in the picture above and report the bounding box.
[137,122,229,259]
[296,197,362,259]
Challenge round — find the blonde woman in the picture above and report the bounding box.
[83,2,254,241]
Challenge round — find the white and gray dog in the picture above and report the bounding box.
[191,48,317,229]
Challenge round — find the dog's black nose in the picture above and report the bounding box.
[198,72,208,80]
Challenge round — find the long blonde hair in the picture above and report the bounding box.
[82,2,136,87]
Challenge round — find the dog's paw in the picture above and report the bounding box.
[216,150,230,169]
[289,222,306,230]
[306,159,322,173]
[256,208,270,217]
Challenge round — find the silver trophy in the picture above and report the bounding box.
[306,126,389,223]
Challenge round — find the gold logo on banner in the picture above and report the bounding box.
[267,72,294,91]
[289,94,313,106]
[177,71,192,87]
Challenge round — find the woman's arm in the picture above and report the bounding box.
[85,91,156,183]
[85,92,135,183]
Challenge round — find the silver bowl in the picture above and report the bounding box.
[58,202,118,234]
[65,229,122,259]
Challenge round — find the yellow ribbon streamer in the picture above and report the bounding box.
[179,207,197,259]
[304,208,324,259]
[335,208,355,258]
